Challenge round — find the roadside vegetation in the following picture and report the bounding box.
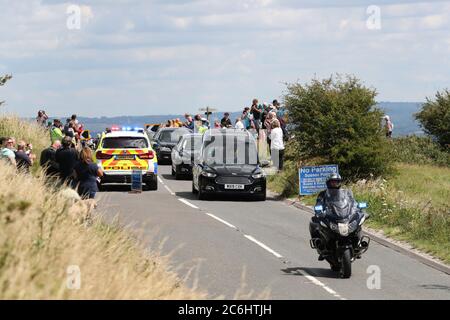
[269,76,450,264]
[0,116,204,299]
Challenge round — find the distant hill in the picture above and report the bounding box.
[51,102,424,137]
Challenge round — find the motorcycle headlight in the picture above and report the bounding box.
[329,222,338,231]
[337,223,349,236]
[349,220,359,233]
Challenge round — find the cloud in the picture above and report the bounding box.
[1,0,450,117]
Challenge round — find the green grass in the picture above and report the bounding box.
[268,161,450,264]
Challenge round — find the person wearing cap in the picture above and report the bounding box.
[50,119,64,144]
[220,112,232,128]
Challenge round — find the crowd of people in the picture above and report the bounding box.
[159,98,288,170]
[0,111,102,200]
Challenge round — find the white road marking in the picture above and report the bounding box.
[244,235,283,259]
[161,168,344,300]
[178,198,199,209]
[164,185,175,195]
[205,213,237,229]
[301,270,345,300]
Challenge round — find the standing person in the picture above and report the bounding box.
[265,111,276,149]
[73,147,103,199]
[270,119,285,170]
[0,137,16,166]
[242,107,250,129]
[250,99,262,131]
[220,112,232,128]
[213,119,221,128]
[36,110,48,127]
[55,136,79,185]
[235,117,244,129]
[184,114,194,130]
[50,119,64,144]
[14,141,33,173]
[40,140,61,177]
[71,114,78,126]
[384,115,394,138]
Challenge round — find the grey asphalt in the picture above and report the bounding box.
[97,165,450,300]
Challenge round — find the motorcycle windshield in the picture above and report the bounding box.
[325,189,355,220]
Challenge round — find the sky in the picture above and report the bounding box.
[0,0,449,117]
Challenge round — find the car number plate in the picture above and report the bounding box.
[224,184,245,190]
[115,155,135,160]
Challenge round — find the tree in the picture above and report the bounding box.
[284,75,391,180]
[0,74,13,107]
[415,89,450,148]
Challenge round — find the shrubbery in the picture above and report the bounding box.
[284,75,392,180]
[415,89,450,148]
[389,135,450,166]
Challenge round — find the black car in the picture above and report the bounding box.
[192,129,266,201]
[152,127,192,164]
[171,133,203,179]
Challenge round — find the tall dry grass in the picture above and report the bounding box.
[0,115,205,299]
[0,160,206,299]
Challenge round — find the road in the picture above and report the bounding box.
[97,165,450,300]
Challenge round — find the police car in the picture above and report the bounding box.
[94,126,158,190]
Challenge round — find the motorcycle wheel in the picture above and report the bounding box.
[340,248,352,279]
[326,257,341,272]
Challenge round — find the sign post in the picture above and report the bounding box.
[130,169,143,193]
[299,165,339,195]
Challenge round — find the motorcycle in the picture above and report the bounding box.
[309,189,370,278]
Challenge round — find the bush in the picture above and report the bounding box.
[284,75,392,180]
[390,136,450,166]
[415,89,450,148]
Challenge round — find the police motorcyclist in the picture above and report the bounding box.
[309,173,356,239]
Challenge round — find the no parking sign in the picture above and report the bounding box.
[299,165,339,195]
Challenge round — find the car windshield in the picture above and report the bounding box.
[102,137,148,149]
[158,129,191,143]
[202,134,258,165]
[183,136,203,151]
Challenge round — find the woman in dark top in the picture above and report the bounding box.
[73,147,103,199]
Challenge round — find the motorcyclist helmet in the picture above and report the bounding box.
[326,173,342,189]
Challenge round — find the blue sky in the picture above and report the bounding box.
[1,0,449,117]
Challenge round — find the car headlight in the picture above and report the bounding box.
[160,147,171,152]
[201,170,217,178]
[252,170,265,179]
